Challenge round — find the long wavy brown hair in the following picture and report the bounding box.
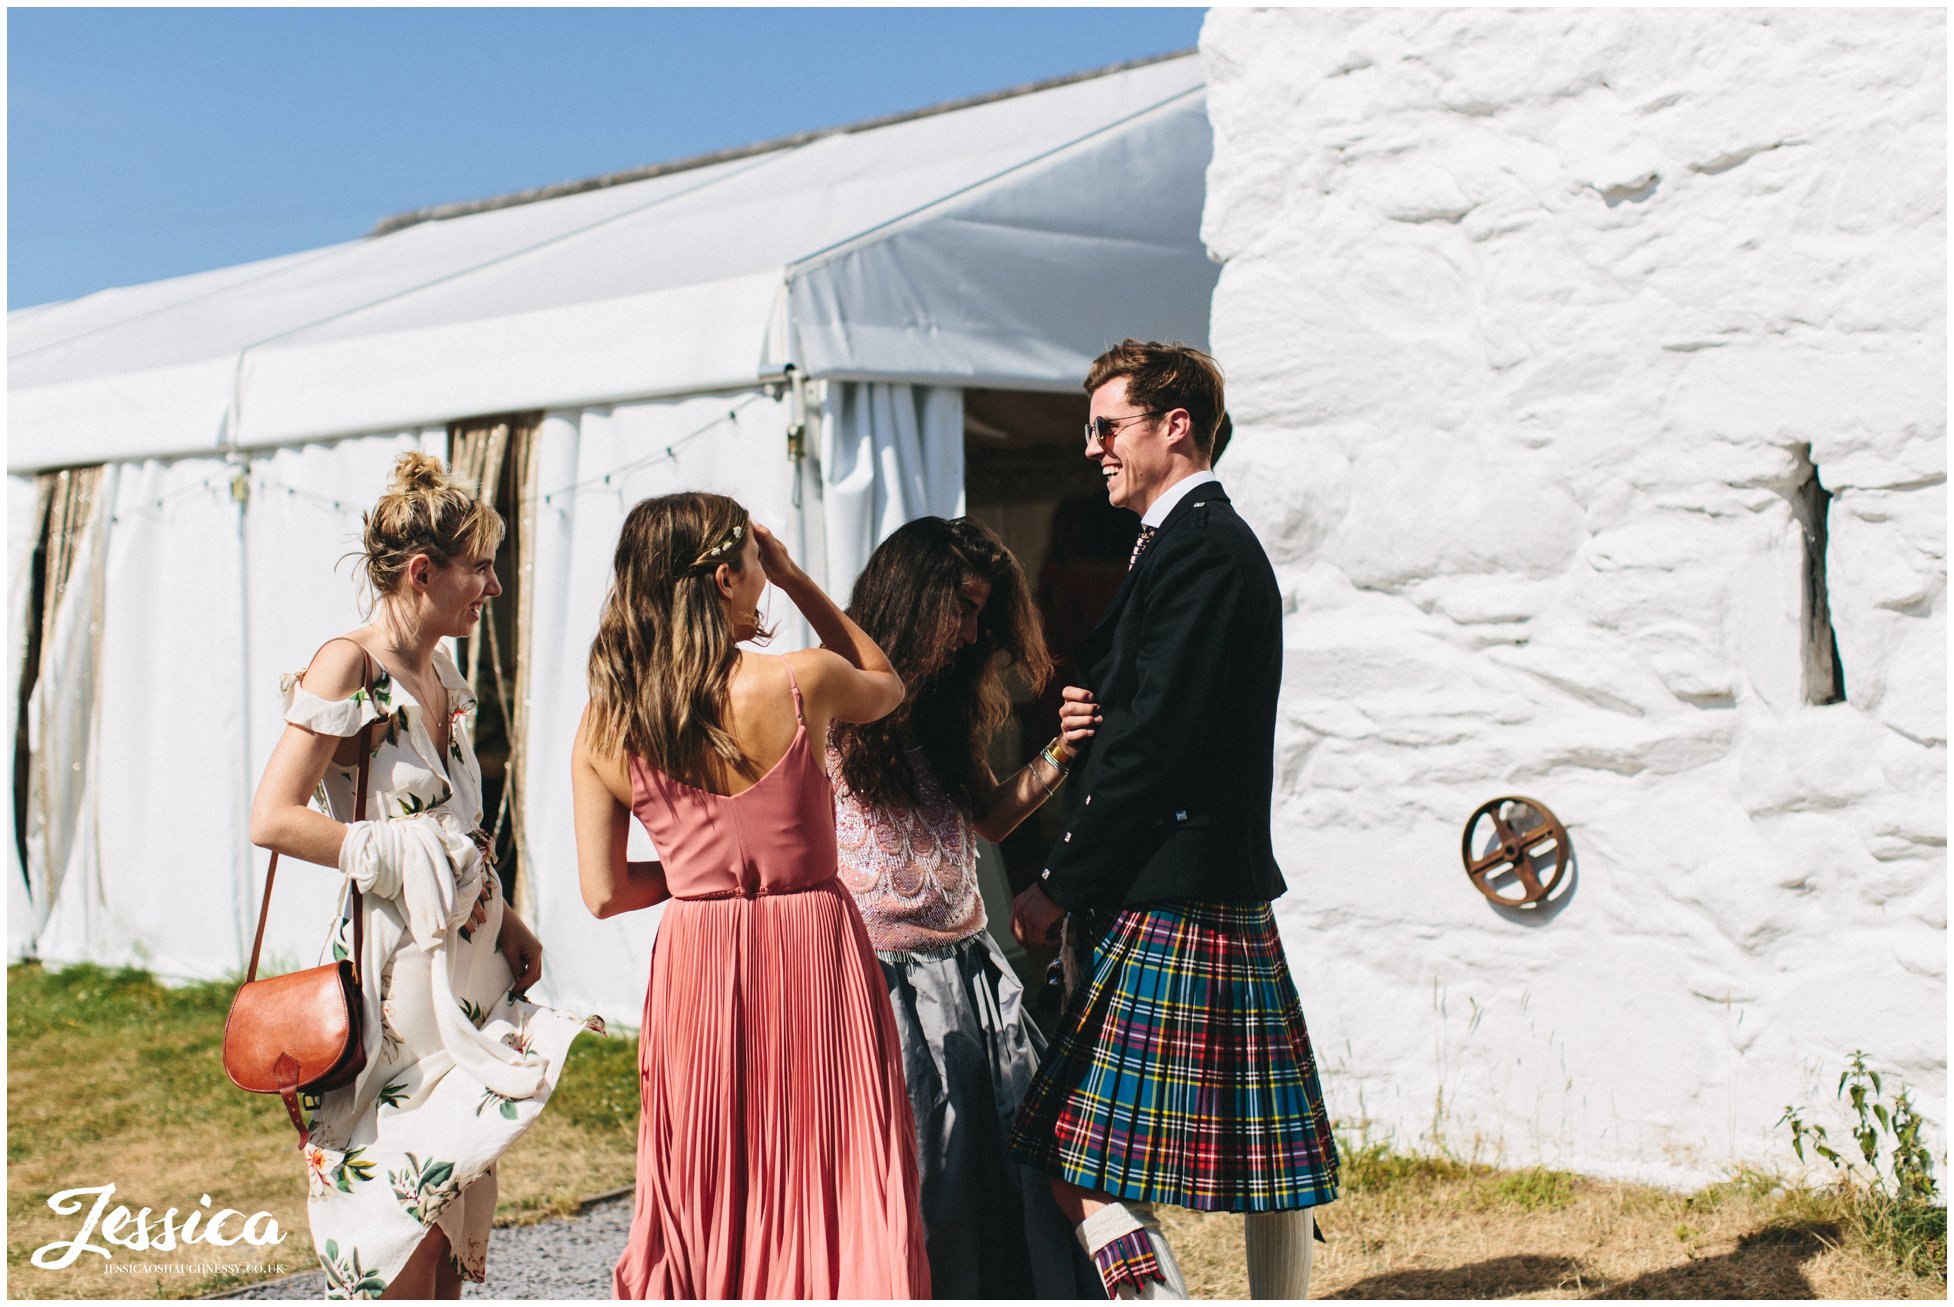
[585,492,758,790]
[833,517,1051,817]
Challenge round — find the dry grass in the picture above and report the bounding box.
[1159,1151,1945,1300]
[6,963,633,1301]
[9,963,1944,1300]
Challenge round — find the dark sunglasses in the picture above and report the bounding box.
[1083,410,1163,450]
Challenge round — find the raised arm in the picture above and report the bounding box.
[751,521,903,726]
[571,705,670,919]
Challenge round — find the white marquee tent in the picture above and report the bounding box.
[7,53,1218,1021]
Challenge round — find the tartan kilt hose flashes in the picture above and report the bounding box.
[1007,900,1340,1211]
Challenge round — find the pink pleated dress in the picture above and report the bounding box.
[612,664,931,1300]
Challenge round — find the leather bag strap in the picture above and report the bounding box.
[275,1053,310,1149]
[245,639,376,984]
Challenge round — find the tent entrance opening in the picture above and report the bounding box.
[449,414,540,907]
[961,387,1140,983]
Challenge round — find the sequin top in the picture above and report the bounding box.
[827,740,986,954]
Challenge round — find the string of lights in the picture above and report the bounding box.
[106,475,226,526]
[536,394,768,508]
[98,392,775,528]
[253,471,361,518]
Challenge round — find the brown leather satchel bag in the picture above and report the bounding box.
[223,642,377,1150]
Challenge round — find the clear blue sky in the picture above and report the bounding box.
[8,7,1205,310]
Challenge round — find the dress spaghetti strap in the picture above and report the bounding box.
[783,657,805,724]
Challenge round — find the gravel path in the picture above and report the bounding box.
[215,1194,630,1300]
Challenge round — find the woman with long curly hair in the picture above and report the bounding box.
[828,516,1100,1299]
[570,491,930,1299]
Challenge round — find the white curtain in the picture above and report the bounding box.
[28,433,437,982]
[37,457,239,977]
[25,462,124,971]
[814,383,965,612]
[518,391,794,1023]
[8,475,49,959]
[23,466,116,963]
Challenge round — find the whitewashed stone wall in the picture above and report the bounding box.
[1202,8,1944,1186]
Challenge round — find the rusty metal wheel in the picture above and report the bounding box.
[1462,796,1569,907]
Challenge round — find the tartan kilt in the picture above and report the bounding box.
[1006,899,1339,1212]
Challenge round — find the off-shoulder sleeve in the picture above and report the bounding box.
[281,670,388,737]
[431,648,478,715]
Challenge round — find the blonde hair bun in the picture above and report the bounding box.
[356,451,504,603]
[389,450,449,496]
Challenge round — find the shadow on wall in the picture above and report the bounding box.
[1323,1222,1839,1299]
[1484,852,1579,928]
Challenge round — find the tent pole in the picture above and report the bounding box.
[784,364,805,510]
[228,450,255,973]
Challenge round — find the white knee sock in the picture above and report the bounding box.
[1244,1208,1314,1300]
[1076,1201,1189,1300]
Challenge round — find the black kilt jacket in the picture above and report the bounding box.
[1038,481,1289,913]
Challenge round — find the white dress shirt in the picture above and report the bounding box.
[1141,469,1220,529]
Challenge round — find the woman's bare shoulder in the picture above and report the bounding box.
[780,646,849,686]
[575,702,626,759]
[297,633,375,702]
[573,704,633,799]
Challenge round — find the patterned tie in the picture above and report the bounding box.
[1128,525,1159,571]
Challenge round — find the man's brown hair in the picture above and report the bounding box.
[1084,338,1227,462]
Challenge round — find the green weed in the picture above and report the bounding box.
[1779,1050,1946,1283]
[1335,1136,1481,1194]
[1485,1166,1581,1211]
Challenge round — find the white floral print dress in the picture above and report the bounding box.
[280,647,600,1298]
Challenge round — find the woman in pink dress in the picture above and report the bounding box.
[568,491,931,1300]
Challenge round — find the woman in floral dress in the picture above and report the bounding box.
[252,452,599,1299]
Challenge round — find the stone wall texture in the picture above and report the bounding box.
[1201,8,1944,1185]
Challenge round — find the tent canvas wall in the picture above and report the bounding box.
[7,53,1218,1022]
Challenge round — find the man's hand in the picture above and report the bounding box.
[1058,685,1101,749]
[1011,883,1066,949]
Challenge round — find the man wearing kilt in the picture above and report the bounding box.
[1009,339,1339,1299]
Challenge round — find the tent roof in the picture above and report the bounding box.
[9,53,1214,473]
